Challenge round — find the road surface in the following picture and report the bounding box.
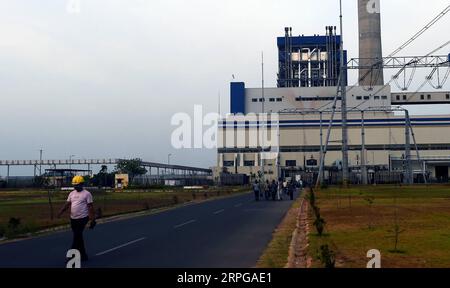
[0,191,299,268]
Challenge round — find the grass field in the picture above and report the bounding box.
[308,184,450,268]
[0,186,249,239]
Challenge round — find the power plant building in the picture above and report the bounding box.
[215,2,450,184]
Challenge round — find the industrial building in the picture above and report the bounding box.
[215,0,450,184]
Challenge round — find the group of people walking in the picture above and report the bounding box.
[252,178,301,202]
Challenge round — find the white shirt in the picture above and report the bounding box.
[67,190,93,220]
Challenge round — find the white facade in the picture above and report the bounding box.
[217,84,450,183]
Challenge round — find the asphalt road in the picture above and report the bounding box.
[0,190,299,268]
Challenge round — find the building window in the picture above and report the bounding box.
[244,161,255,167]
[259,98,265,102]
[285,160,297,167]
[295,97,302,101]
[396,95,400,100]
[420,95,425,100]
[446,94,450,99]
[403,95,407,100]
[374,96,380,100]
[381,95,388,100]
[276,98,283,102]
[427,94,431,100]
[364,96,370,100]
[252,98,258,103]
[356,96,362,100]
[269,98,275,102]
[223,161,235,167]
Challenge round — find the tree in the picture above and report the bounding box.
[115,159,147,183]
[91,165,115,188]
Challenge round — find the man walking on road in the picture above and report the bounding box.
[58,175,96,261]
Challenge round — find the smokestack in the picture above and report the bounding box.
[358,0,384,86]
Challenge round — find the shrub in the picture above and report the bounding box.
[318,245,336,268]
[4,217,36,238]
[8,217,21,232]
[313,217,326,236]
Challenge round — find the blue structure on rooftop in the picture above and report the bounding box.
[278,27,347,88]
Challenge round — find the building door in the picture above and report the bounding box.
[435,166,449,182]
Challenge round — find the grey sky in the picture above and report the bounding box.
[1,0,449,175]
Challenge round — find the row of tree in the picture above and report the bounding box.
[90,159,148,187]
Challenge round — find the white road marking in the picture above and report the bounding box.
[174,219,196,229]
[95,237,146,256]
[213,209,225,215]
[234,203,243,208]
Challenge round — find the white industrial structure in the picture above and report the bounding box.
[214,1,450,185]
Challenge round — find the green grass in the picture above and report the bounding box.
[307,184,450,268]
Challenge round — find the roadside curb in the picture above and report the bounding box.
[286,190,311,268]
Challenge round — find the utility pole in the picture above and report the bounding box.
[404,110,413,184]
[339,0,349,186]
[361,111,368,185]
[39,149,43,176]
[260,51,265,183]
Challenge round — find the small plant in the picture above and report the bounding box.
[173,196,179,204]
[388,224,405,253]
[364,196,375,229]
[8,217,21,232]
[0,226,5,238]
[313,216,326,236]
[364,196,375,205]
[318,245,336,268]
[4,217,34,238]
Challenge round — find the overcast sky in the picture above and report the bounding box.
[1,0,449,175]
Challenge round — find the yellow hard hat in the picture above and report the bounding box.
[72,175,85,185]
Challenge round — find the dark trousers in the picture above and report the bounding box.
[70,217,89,258]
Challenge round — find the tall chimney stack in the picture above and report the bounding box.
[358,0,384,86]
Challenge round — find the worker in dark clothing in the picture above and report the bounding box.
[271,180,277,201]
[288,181,295,200]
[265,180,270,200]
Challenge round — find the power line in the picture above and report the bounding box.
[353,40,450,110]
[388,4,450,57]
